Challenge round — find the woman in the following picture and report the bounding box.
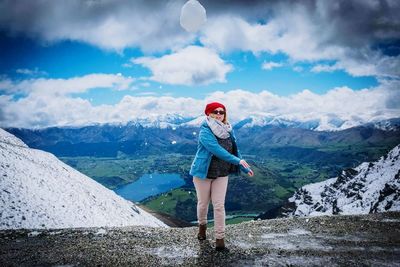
[189,101,254,252]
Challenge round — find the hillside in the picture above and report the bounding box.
[284,145,400,217]
[0,128,167,229]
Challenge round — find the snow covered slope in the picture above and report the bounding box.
[0,128,168,230]
[286,144,400,217]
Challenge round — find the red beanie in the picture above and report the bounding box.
[204,102,226,115]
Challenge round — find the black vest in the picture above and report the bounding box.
[206,135,236,179]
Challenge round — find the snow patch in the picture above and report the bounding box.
[0,128,168,230]
[287,144,400,217]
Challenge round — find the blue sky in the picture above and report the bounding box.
[0,0,398,129]
[1,34,378,102]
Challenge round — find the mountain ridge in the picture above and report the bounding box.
[4,115,400,132]
[282,144,400,217]
[5,121,400,159]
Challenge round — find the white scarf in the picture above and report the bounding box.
[205,116,232,139]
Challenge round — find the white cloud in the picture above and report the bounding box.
[200,4,400,78]
[335,51,400,78]
[0,0,194,53]
[262,61,282,70]
[204,85,399,128]
[1,0,398,79]
[140,82,151,88]
[0,74,398,129]
[293,66,303,72]
[16,68,48,76]
[200,13,343,61]
[132,46,233,86]
[135,92,157,96]
[200,15,280,55]
[311,51,400,78]
[0,74,135,96]
[311,63,342,73]
[122,63,133,68]
[0,0,398,80]
[0,73,137,128]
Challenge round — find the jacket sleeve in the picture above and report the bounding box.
[199,126,241,165]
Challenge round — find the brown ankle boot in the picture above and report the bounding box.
[197,224,207,240]
[216,238,228,251]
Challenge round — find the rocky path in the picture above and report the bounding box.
[1,211,399,266]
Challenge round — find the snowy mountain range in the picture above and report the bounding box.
[232,116,400,132]
[285,144,400,217]
[55,114,400,132]
[0,128,168,230]
[161,115,399,132]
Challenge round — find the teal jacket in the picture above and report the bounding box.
[189,119,251,179]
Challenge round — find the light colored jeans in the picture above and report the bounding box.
[193,176,229,239]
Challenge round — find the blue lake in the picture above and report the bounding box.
[113,173,185,202]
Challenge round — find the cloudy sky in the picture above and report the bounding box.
[0,0,399,128]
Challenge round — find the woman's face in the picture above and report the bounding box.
[209,107,225,122]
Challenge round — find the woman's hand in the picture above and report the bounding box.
[239,159,250,169]
[240,159,254,177]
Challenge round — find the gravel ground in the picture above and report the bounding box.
[1,211,399,266]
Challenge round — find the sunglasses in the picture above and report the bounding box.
[211,110,225,115]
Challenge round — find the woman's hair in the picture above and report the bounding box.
[222,111,228,124]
